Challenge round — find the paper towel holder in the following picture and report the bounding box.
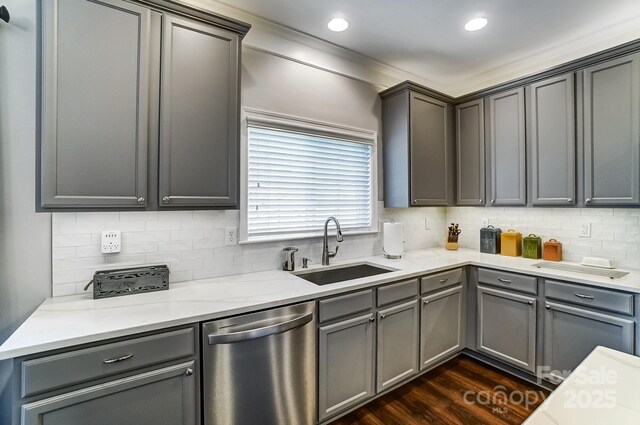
[382,220,402,259]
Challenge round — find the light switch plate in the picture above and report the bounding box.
[579,222,591,238]
[101,230,121,253]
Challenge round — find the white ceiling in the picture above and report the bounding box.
[211,0,640,95]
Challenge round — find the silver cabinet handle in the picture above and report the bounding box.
[185,367,194,376]
[103,354,134,364]
[439,278,449,284]
[423,299,429,305]
[208,312,313,345]
[549,372,566,383]
[478,199,483,204]
[497,278,512,284]
[527,300,534,306]
[490,199,495,204]
[412,199,418,204]
[162,196,170,204]
[369,316,375,322]
[136,197,145,205]
[567,198,573,203]
[585,198,592,204]
[545,304,551,310]
[380,313,387,319]
[574,293,594,300]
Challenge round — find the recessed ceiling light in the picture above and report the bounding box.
[465,17,488,32]
[328,18,349,32]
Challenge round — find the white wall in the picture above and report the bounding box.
[0,0,52,421]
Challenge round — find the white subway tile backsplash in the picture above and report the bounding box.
[51,206,446,295]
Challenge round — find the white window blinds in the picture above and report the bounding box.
[247,125,374,239]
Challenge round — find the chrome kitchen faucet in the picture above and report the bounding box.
[322,217,343,265]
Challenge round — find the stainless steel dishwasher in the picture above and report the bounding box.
[202,301,316,425]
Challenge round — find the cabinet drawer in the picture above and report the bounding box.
[377,279,418,307]
[21,327,195,398]
[421,268,463,294]
[478,268,537,295]
[319,289,374,323]
[545,280,634,316]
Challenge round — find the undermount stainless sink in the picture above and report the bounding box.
[295,263,394,286]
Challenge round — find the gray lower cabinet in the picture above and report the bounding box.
[318,313,375,421]
[159,15,240,207]
[477,286,537,372]
[376,300,419,392]
[583,53,640,206]
[381,86,454,207]
[527,73,576,206]
[542,301,634,382]
[456,99,486,206]
[487,87,527,206]
[39,0,151,208]
[21,361,197,425]
[420,285,464,370]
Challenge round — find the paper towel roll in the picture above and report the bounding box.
[383,222,403,258]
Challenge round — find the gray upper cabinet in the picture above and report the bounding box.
[456,99,486,205]
[159,15,240,208]
[583,53,640,206]
[477,285,536,372]
[21,361,197,425]
[381,86,454,207]
[39,0,151,208]
[376,300,419,392]
[487,87,527,206]
[39,1,249,211]
[527,74,576,206]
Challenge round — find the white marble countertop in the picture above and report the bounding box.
[524,346,640,425]
[1,248,640,360]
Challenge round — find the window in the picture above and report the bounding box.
[241,110,377,242]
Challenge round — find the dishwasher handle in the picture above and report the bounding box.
[207,312,313,345]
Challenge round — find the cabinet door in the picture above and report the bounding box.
[40,0,150,208]
[543,301,634,382]
[159,15,240,207]
[377,300,419,392]
[583,53,640,206]
[477,286,536,372]
[456,99,486,205]
[529,74,576,206]
[22,362,197,425]
[487,88,527,206]
[420,286,464,370]
[318,314,375,421]
[410,93,452,206]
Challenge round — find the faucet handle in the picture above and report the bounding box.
[328,245,339,258]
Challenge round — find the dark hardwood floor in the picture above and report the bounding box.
[330,355,550,425]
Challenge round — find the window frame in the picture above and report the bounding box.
[240,108,379,244]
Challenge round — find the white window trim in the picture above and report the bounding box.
[239,108,379,244]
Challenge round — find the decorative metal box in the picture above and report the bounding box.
[501,229,522,257]
[543,239,563,262]
[522,234,542,259]
[480,225,501,254]
[91,265,169,299]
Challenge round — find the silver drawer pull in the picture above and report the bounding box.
[527,300,534,306]
[574,293,594,300]
[103,354,134,364]
[439,278,449,284]
[185,368,194,376]
[498,278,512,284]
[380,313,387,319]
[545,304,551,310]
[369,316,375,322]
[423,300,429,305]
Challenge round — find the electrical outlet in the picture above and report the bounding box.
[225,227,238,246]
[579,222,591,238]
[101,230,121,254]
[424,218,431,230]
